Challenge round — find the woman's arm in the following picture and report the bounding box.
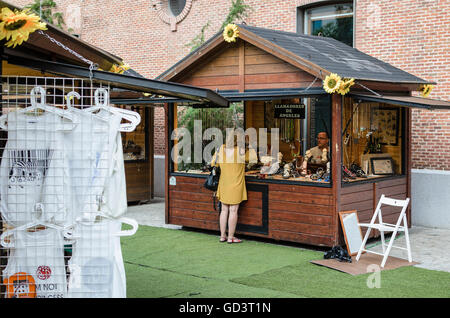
[210,145,222,167]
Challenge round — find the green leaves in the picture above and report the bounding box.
[185,21,211,52]
[186,0,252,52]
[25,0,66,30]
[221,0,251,30]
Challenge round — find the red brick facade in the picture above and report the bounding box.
[11,0,450,169]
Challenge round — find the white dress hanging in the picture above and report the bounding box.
[67,218,136,298]
[64,89,131,222]
[0,109,75,226]
[2,228,68,298]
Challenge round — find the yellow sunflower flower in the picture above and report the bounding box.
[223,24,239,43]
[337,78,355,95]
[323,73,343,94]
[420,84,433,98]
[0,8,47,48]
[5,32,27,48]
[110,63,130,74]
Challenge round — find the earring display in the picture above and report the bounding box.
[0,76,140,298]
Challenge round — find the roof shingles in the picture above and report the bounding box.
[239,24,430,84]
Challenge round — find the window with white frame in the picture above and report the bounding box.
[304,2,354,47]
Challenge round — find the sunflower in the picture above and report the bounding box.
[0,8,47,48]
[323,73,342,94]
[337,78,355,95]
[420,84,433,98]
[110,63,130,74]
[223,24,239,43]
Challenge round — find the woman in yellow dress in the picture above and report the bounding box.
[211,132,247,244]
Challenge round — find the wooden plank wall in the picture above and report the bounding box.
[243,43,318,90]
[340,177,408,243]
[180,43,240,91]
[180,41,319,91]
[268,183,334,246]
[169,176,225,230]
[125,162,151,202]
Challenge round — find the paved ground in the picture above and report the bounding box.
[125,198,450,273]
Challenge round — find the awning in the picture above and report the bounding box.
[218,88,326,101]
[350,94,450,110]
[110,87,327,105]
[3,55,229,107]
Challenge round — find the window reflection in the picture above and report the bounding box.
[305,3,354,46]
[120,106,147,161]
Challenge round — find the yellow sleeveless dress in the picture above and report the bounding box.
[211,145,247,205]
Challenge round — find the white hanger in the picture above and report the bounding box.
[65,91,110,129]
[66,214,138,239]
[83,88,141,132]
[0,86,77,131]
[0,205,74,248]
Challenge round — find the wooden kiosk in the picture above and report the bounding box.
[160,25,450,247]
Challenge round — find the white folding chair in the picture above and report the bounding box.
[356,194,412,268]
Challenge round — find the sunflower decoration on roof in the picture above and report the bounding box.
[420,84,433,98]
[223,23,239,43]
[323,73,355,95]
[323,73,343,94]
[337,78,355,95]
[0,7,47,48]
[109,63,131,74]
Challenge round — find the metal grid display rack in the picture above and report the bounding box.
[0,76,139,298]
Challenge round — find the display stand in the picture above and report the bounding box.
[0,76,140,298]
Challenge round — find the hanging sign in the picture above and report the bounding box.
[274,104,305,119]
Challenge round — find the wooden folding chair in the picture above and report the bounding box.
[356,194,412,268]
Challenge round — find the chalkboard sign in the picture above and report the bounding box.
[339,210,364,256]
[274,104,305,119]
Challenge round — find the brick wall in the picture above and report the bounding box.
[354,0,450,170]
[9,0,450,169]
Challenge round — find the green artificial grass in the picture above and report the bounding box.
[120,225,450,298]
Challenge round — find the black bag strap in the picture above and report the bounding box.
[212,147,221,211]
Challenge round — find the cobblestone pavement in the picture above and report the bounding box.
[125,198,181,230]
[126,200,450,273]
[366,226,450,273]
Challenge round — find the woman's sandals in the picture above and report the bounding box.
[227,237,242,244]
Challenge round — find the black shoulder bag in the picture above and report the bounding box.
[204,148,221,210]
[204,148,221,191]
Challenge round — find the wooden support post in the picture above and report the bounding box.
[406,107,412,227]
[331,94,342,245]
[149,107,155,199]
[164,103,171,225]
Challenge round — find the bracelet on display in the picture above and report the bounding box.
[310,167,325,181]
